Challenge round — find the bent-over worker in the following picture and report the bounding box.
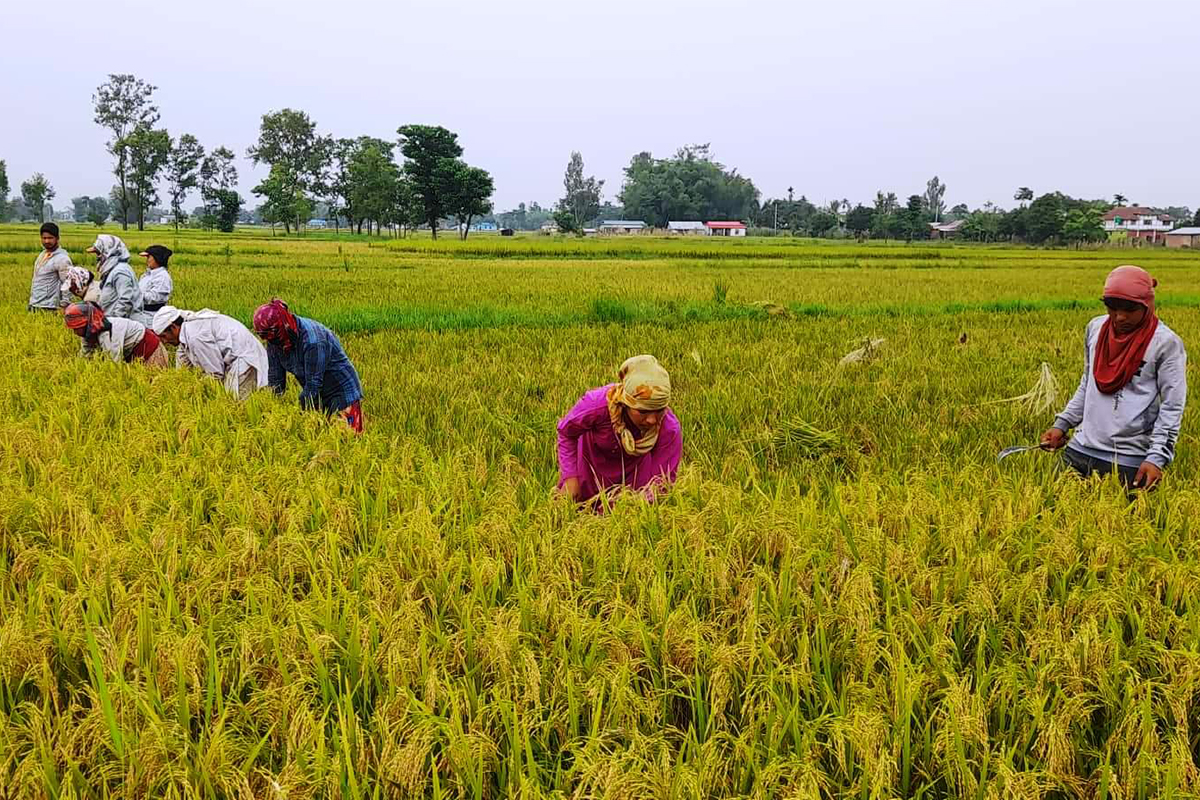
[1041,265,1187,489]
[64,302,169,367]
[151,305,268,401]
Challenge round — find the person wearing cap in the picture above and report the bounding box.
[151,306,269,401]
[138,245,174,312]
[1041,265,1187,489]
[556,355,682,507]
[252,299,364,432]
[86,234,152,325]
[28,222,75,312]
[63,302,169,367]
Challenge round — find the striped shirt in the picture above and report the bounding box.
[265,316,363,414]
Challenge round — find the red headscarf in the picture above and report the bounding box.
[63,302,108,340]
[1093,265,1159,394]
[252,298,299,350]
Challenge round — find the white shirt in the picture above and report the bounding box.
[139,268,173,306]
[177,313,269,387]
[81,317,147,362]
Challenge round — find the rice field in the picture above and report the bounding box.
[2,224,1200,798]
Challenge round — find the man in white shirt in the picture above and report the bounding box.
[29,222,74,311]
[151,306,269,401]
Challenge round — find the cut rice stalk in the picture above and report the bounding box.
[839,337,886,367]
[983,361,1061,414]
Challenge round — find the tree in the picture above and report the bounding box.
[1026,193,1066,244]
[962,209,1002,242]
[947,203,970,221]
[1013,187,1034,204]
[1063,207,1106,248]
[397,124,465,239]
[558,151,603,233]
[552,208,579,234]
[807,210,838,237]
[448,163,495,239]
[213,190,243,233]
[347,143,401,235]
[21,174,54,223]
[86,196,111,226]
[121,124,171,230]
[1113,193,1128,207]
[109,185,139,225]
[247,109,328,235]
[618,144,758,228]
[93,74,159,231]
[902,194,927,242]
[200,147,238,207]
[0,160,8,218]
[1194,209,1200,227]
[167,134,205,231]
[924,176,947,222]
[72,196,90,223]
[845,204,873,240]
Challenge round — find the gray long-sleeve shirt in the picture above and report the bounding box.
[1054,315,1187,468]
[97,261,153,326]
[28,247,74,310]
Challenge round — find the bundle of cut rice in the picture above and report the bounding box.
[984,361,1061,414]
[768,418,842,458]
[839,337,886,367]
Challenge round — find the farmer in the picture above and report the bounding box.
[1041,265,1187,489]
[28,222,74,312]
[62,266,101,305]
[138,245,174,312]
[86,234,153,325]
[63,302,168,367]
[151,305,269,400]
[252,299,364,432]
[557,354,681,507]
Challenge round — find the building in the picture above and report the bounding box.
[598,220,648,235]
[668,221,707,235]
[1102,206,1172,244]
[705,221,747,237]
[1166,227,1200,249]
[928,220,966,240]
[540,221,559,234]
[307,218,328,229]
[473,221,498,232]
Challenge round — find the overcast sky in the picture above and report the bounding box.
[3,0,1197,214]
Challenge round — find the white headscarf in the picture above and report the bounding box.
[90,235,131,279]
[61,266,94,296]
[151,305,221,335]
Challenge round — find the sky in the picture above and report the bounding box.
[2,0,1198,215]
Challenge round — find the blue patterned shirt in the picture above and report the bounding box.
[266,316,363,414]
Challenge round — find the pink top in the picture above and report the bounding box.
[557,384,682,505]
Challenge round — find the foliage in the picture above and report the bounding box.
[558,151,603,233]
[120,124,171,231]
[447,163,494,240]
[20,173,54,223]
[1063,206,1106,247]
[844,205,873,240]
[0,159,7,215]
[902,194,928,241]
[618,144,758,227]
[86,196,111,226]
[397,124,464,239]
[1013,186,1034,203]
[92,74,159,231]
[924,175,947,222]
[1027,192,1067,244]
[213,189,243,233]
[167,134,205,231]
[248,109,329,234]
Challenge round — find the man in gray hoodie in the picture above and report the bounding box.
[28,222,74,311]
[1041,265,1187,489]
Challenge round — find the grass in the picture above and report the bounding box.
[2,223,1200,797]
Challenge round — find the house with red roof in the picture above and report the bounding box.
[1102,206,1173,244]
[705,221,747,237]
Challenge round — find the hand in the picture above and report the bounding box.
[1040,428,1066,450]
[561,478,582,503]
[1134,461,1162,490]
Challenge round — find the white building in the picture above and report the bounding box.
[705,221,747,237]
[1102,206,1172,243]
[668,221,707,235]
[598,220,647,235]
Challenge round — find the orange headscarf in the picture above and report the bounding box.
[1094,265,1159,394]
[606,355,672,456]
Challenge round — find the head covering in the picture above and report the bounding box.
[140,245,173,268]
[63,302,108,340]
[252,298,299,350]
[1094,265,1160,394]
[150,305,184,335]
[61,266,94,297]
[40,222,59,238]
[87,234,131,278]
[605,355,672,456]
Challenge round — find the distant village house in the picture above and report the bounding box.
[705,221,747,237]
[668,221,707,235]
[928,220,965,240]
[1103,206,1172,244]
[598,220,648,235]
[1166,227,1200,249]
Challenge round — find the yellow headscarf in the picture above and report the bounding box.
[606,355,672,456]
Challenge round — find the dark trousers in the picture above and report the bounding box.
[1059,447,1139,488]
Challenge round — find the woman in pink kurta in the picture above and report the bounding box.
[557,355,682,507]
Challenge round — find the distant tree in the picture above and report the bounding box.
[0,160,8,219]
[552,208,579,234]
[962,209,1002,242]
[121,124,171,230]
[86,196,111,226]
[947,203,970,221]
[449,164,495,239]
[21,174,54,223]
[213,190,243,233]
[166,134,205,231]
[924,176,947,222]
[845,204,873,240]
[1194,209,1200,227]
[200,144,237,224]
[1113,193,1128,207]
[396,124,469,239]
[72,196,90,223]
[558,152,603,233]
[1026,193,1066,244]
[93,74,158,231]
[1014,187,1034,204]
[347,143,401,234]
[248,109,329,235]
[1063,207,1106,248]
[807,210,838,237]
[619,144,757,228]
[999,206,1029,241]
[902,194,927,242]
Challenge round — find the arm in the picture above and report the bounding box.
[107,271,136,318]
[556,395,596,485]
[143,272,171,305]
[55,253,75,307]
[267,349,287,396]
[298,335,331,410]
[640,417,682,500]
[1145,336,1188,469]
